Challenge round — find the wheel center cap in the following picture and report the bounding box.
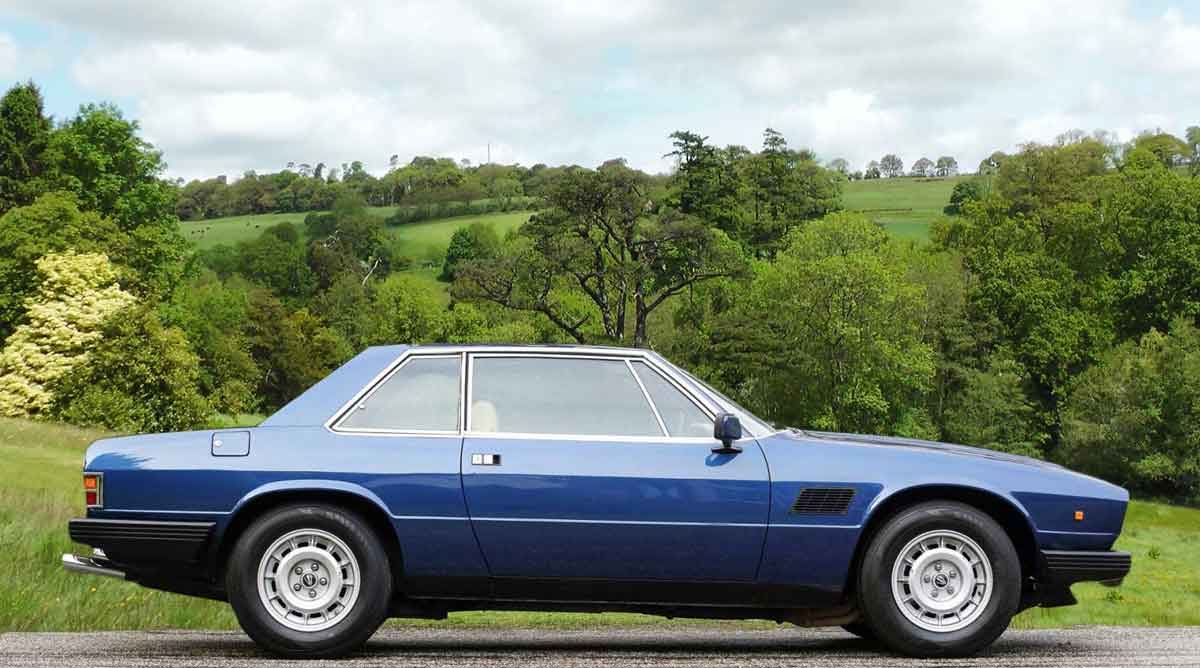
[933,573,949,587]
[302,573,317,587]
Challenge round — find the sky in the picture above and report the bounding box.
[1,0,1199,182]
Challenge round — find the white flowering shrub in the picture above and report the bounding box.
[0,252,136,417]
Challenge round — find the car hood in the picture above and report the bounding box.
[796,429,1065,470]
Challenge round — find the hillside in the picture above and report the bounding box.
[3,416,1195,631]
[843,175,967,241]
[180,208,533,257]
[181,177,962,255]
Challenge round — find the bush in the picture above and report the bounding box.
[51,307,210,433]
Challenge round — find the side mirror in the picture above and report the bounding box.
[712,412,743,454]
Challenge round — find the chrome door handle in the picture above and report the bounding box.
[471,453,501,466]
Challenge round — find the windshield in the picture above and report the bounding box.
[668,363,775,437]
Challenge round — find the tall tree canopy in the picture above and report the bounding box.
[454,160,747,347]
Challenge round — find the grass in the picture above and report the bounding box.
[181,205,532,251]
[1,416,1195,632]
[843,176,967,241]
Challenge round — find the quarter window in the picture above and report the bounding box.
[470,356,663,437]
[631,361,712,438]
[339,356,460,432]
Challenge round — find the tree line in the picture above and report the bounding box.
[0,80,1198,503]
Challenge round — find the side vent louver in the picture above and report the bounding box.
[791,487,856,515]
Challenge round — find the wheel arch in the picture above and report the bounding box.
[845,484,1038,598]
[213,481,404,585]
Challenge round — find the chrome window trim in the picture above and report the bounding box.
[322,345,764,441]
[626,359,668,437]
[465,351,715,441]
[328,353,463,435]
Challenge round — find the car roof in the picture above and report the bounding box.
[371,343,658,357]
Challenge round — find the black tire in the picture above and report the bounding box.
[841,622,878,642]
[226,503,393,658]
[856,501,1020,658]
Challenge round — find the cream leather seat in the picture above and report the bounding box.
[472,400,499,432]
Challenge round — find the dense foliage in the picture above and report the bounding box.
[1,80,1199,502]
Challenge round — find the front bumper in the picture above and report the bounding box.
[1040,549,1131,586]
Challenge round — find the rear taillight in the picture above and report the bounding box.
[83,473,103,509]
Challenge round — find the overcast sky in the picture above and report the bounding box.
[2,1,1199,181]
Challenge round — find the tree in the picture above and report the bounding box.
[864,160,881,179]
[935,156,958,177]
[51,306,210,433]
[697,214,936,435]
[42,103,188,299]
[1187,126,1200,176]
[879,154,904,178]
[994,139,1109,214]
[978,151,1006,175]
[159,271,261,415]
[1131,131,1190,169]
[942,352,1045,457]
[1061,321,1200,501]
[0,192,126,340]
[454,161,747,347]
[743,128,841,254]
[911,157,934,177]
[0,252,137,418]
[663,131,743,240]
[0,81,52,214]
[235,223,315,300]
[943,179,984,215]
[440,222,500,281]
[827,158,849,175]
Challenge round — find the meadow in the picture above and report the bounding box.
[2,416,1195,632]
[180,176,960,256]
[843,175,968,241]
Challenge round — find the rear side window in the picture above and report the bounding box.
[339,356,460,432]
[631,360,712,438]
[470,356,663,437]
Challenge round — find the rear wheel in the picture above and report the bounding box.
[841,622,877,642]
[856,501,1020,657]
[226,503,393,658]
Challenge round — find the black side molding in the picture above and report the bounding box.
[68,518,215,564]
[1040,550,1131,586]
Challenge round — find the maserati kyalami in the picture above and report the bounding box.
[63,344,1130,658]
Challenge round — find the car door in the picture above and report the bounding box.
[461,353,771,592]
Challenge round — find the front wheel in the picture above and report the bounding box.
[226,503,393,658]
[856,501,1020,657]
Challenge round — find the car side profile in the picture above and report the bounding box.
[62,344,1131,658]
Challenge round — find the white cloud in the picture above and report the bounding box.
[0,33,16,78]
[6,0,1200,180]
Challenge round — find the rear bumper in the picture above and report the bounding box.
[68,518,215,564]
[1040,549,1131,586]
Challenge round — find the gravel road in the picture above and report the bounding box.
[2,625,1198,667]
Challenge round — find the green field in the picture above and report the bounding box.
[181,208,532,252]
[844,176,966,241]
[2,416,1196,632]
[180,178,953,255]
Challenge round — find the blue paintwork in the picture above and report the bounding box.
[81,344,1130,605]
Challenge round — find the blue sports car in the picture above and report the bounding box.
[63,344,1130,658]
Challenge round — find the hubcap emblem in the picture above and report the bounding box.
[302,572,317,587]
[933,573,949,587]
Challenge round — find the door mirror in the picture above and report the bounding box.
[712,412,743,454]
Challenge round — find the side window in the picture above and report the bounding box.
[470,357,663,437]
[339,356,460,432]
[631,361,712,438]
